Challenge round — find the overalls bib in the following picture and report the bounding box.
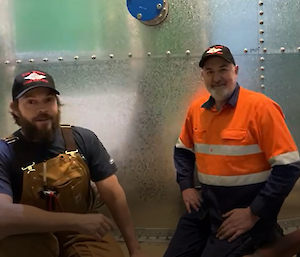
[0,125,124,257]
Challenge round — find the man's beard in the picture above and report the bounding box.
[19,111,61,143]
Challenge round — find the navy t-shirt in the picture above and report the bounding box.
[0,126,117,203]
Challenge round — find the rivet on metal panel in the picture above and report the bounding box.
[259,1,263,6]
[261,84,265,89]
[260,57,265,61]
[259,20,264,25]
[110,54,114,58]
[260,39,264,43]
[128,53,133,57]
[260,66,265,71]
[43,58,49,62]
[157,3,163,9]
[244,48,248,53]
[91,55,96,59]
[298,47,300,52]
[147,52,151,57]
[29,59,35,63]
[280,47,285,52]
[186,50,191,55]
[166,50,171,55]
[261,75,265,80]
[58,57,63,61]
[4,61,10,64]
[259,29,264,34]
[156,230,161,239]
[137,13,142,20]
[259,11,264,15]
[163,7,167,12]
[16,60,22,64]
[74,56,79,60]
[263,48,267,52]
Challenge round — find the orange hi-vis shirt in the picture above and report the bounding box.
[175,85,300,232]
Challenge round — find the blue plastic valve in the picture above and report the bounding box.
[127,0,165,21]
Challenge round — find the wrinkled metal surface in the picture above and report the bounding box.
[0,0,300,232]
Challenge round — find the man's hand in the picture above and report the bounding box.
[182,188,202,213]
[75,213,115,241]
[216,207,260,242]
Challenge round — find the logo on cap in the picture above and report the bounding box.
[22,71,49,85]
[207,47,223,54]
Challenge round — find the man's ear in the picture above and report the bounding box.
[235,65,239,75]
[10,101,19,116]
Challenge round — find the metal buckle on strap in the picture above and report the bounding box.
[65,149,78,158]
[21,162,36,174]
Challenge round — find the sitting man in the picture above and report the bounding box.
[0,70,147,257]
[163,45,300,257]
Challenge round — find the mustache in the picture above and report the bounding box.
[33,113,53,122]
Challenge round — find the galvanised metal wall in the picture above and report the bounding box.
[0,0,300,235]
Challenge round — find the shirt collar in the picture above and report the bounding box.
[201,83,240,110]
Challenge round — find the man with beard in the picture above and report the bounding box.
[163,45,300,257]
[0,70,147,257]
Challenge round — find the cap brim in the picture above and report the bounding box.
[15,85,60,99]
[199,55,233,68]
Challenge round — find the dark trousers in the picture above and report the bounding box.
[163,209,283,257]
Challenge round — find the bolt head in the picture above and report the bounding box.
[261,75,265,80]
[157,3,163,9]
[259,11,264,15]
[259,1,263,6]
[186,50,191,55]
[298,47,300,52]
[110,54,114,58]
[244,48,248,53]
[91,55,96,59]
[280,47,285,52]
[16,60,22,63]
[260,57,265,61]
[128,53,132,57]
[263,48,267,52]
[137,13,142,20]
[260,29,264,34]
[4,60,10,64]
[259,20,264,25]
[260,39,264,43]
[260,66,265,70]
[58,57,63,61]
[74,56,79,60]
[261,84,265,89]
[29,59,35,63]
[43,58,49,62]
[166,50,171,55]
[147,52,151,57]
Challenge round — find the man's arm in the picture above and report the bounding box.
[95,175,141,256]
[0,193,82,239]
[174,106,196,191]
[249,100,300,219]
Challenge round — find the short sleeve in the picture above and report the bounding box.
[0,141,13,197]
[176,107,194,152]
[76,128,117,182]
[257,99,299,167]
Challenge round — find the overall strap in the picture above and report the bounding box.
[60,125,77,152]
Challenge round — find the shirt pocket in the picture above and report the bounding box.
[221,129,247,144]
[193,128,207,144]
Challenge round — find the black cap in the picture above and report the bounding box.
[199,45,236,68]
[12,70,60,100]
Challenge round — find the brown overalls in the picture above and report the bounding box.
[0,125,124,257]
